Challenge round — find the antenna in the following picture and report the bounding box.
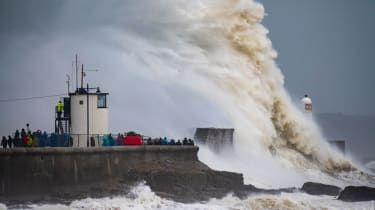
[75,54,79,91]
[66,74,71,93]
[81,64,84,89]
[78,59,99,89]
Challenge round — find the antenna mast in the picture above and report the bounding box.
[81,64,84,89]
[75,54,78,91]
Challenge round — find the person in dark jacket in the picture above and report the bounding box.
[146,137,153,145]
[188,139,194,146]
[14,129,20,147]
[116,134,123,146]
[90,137,95,147]
[182,137,188,145]
[176,140,182,145]
[7,136,13,148]
[2,136,7,148]
[21,128,26,138]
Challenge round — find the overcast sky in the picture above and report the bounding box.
[259,0,375,116]
[0,0,374,135]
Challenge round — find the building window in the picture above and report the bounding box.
[97,94,107,108]
[79,100,84,105]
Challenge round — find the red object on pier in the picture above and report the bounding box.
[123,132,142,145]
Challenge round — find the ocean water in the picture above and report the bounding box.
[3,183,373,210]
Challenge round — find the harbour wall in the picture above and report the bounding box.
[194,128,234,152]
[0,146,244,204]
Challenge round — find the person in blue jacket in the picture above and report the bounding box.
[161,137,168,145]
[108,134,114,146]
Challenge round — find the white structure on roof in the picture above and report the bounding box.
[70,88,108,147]
[302,94,312,112]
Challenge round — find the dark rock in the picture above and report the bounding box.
[301,182,342,196]
[338,186,375,202]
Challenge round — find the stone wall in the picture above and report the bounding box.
[0,146,244,204]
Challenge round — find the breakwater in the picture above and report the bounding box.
[0,146,245,204]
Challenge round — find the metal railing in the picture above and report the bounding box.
[5,133,194,148]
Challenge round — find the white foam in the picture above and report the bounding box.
[13,183,373,210]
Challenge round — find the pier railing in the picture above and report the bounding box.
[8,133,145,148]
[6,132,192,148]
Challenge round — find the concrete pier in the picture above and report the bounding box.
[0,146,244,204]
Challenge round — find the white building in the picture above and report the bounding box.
[302,94,312,112]
[69,88,109,147]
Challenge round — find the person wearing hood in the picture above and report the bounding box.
[1,136,7,148]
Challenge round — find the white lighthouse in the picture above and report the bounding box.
[56,56,109,147]
[69,86,108,147]
[302,94,312,112]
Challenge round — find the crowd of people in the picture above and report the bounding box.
[1,129,72,149]
[102,133,195,146]
[145,137,194,146]
[2,126,195,149]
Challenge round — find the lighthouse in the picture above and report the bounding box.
[69,86,109,147]
[302,94,312,112]
[55,55,109,147]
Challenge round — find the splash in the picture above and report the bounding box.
[16,183,375,210]
[173,0,355,174]
[99,0,370,186]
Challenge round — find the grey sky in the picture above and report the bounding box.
[0,0,374,136]
[259,0,375,116]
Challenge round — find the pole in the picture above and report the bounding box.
[81,64,84,89]
[87,83,90,147]
[75,54,78,91]
[66,74,70,94]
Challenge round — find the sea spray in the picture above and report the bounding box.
[20,183,375,210]
[188,0,354,172]
[101,0,370,185]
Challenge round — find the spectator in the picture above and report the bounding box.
[26,132,33,147]
[21,128,26,139]
[32,131,39,147]
[108,134,114,146]
[176,140,182,145]
[40,131,48,147]
[146,137,153,145]
[7,136,13,148]
[169,139,176,145]
[69,136,73,147]
[14,129,20,147]
[188,139,194,146]
[161,137,168,145]
[116,134,123,146]
[182,138,188,145]
[22,134,28,147]
[51,133,59,147]
[102,135,110,146]
[90,137,95,147]
[1,136,7,148]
